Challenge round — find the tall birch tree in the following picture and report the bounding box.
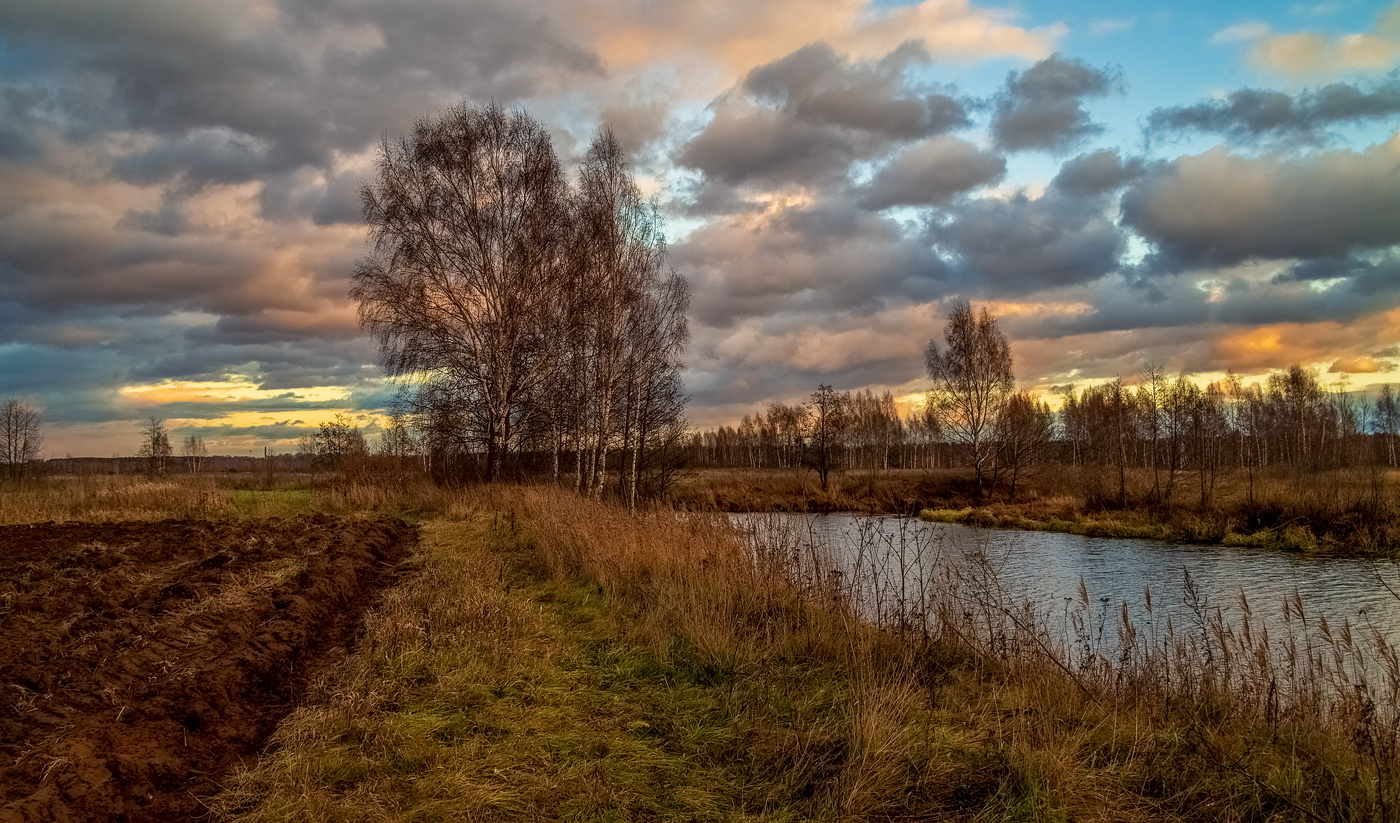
[925,301,1014,498]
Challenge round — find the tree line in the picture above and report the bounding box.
[689,303,1400,504]
[352,103,689,504]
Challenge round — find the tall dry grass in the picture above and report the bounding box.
[741,511,1400,820]
[0,473,469,525]
[494,489,1400,819]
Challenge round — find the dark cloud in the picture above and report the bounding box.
[931,188,1125,293]
[859,136,1005,209]
[678,42,968,189]
[678,105,857,187]
[1145,75,1400,145]
[116,194,188,236]
[1122,140,1400,271]
[990,54,1122,153]
[259,168,366,226]
[1050,148,1146,196]
[1274,252,1400,297]
[0,0,602,188]
[674,200,946,327]
[743,42,968,139]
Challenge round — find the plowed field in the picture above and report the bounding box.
[0,516,415,823]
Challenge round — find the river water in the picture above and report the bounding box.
[729,513,1400,693]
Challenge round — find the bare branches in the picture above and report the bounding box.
[925,302,1014,498]
[137,417,171,478]
[0,399,42,484]
[351,108,689,494]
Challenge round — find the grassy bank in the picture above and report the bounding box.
[670,466,1400,554]
[202,486,1400,821]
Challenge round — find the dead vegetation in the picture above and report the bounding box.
[211,485,1400,821]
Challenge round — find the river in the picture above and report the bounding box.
[730,513,1400,698]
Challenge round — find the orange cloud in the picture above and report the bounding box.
[1222,2,1400,77]
[1330,356,1394,374]
[575,0,1057,78]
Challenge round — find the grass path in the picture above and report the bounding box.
[214,517,865,821]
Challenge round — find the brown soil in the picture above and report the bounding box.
[0,516,416,822]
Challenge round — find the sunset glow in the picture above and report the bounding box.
[1,0,1398,455]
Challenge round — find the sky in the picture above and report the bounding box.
[1,0,1399,457]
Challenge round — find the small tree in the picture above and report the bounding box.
[995,391,1053,500]
[925,302,1014,498]
[138,416,172,477]
[0,399,43,484]
[315,414,368,474]
[181,434,208,474]
[807,384,846,493]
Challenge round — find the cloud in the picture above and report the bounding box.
[1145,75,1400,144]
[1213,21,1274,44]
[674,200,946,328]
[1329,355,1392,373]
[570,0,1056,77]
[678,43,970,189]
[1215,3,1400,77]
[989,54,1122,153]
[0,0,604,185]
[1050,148,1146,196]
[931,187,1126,292]
[859,135,1005,209]
[1274,250,1400,297]
[1122,136,1400,271]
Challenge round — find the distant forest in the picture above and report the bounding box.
[690,365,1400,506]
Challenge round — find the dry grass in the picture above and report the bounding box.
[215,484,1400,821]
[8,474,1397,818]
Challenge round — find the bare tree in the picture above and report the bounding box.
[925,302,1014,498]
[315,414,367,474]
[376,411,418,468]
[807,384,845,493]
[352,103,569,482]
[138,416,172,477]
[181,434,208,474]
[568,127,675,499]
[995,390,1053,500]
[0,399,43,484]
[1377,384,1399,467]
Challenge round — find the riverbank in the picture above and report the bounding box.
[213,486,1397,821]
[670,467,1400,555]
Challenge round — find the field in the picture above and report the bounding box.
[0,514,414,822]
[2,473,1398,821]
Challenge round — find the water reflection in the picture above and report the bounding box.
[730,512,1400,659]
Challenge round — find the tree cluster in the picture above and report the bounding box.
[137,416,172,478]
[1064,364,1400,509]
[692,386,958,486]
[352,103,688,502]
[0,399,43,484]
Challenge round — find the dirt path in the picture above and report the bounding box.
[0,516,415,823]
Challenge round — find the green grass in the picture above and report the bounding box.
[230,489,314,517]
[214,520,832,820]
